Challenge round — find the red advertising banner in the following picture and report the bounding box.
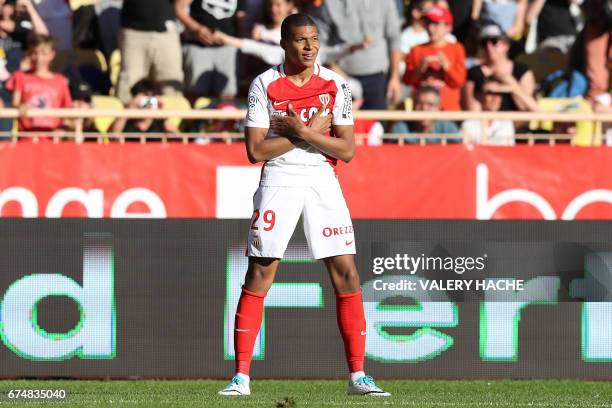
[0,143,611,219]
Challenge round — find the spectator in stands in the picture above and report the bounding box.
[594,93,612,145]
[67,78,100,136]
[71,0,101,51]
[207,101,243,134]
[188,100,244,144]
[401,0,434,56]
[461,77,515,145]
[400,1,456,55]
[245,0,265,29]
[583,0,612,106]
[471,0,527,40]
[116,0,183,104]
[463,22,538,112]
[0,0,48,113]
[95,0,122,58]
[390,85,461,143]
[243,0,294,77]
[213,30,284,65]
[311,0,403,109]
[180,99,244,144]
[252,0,295,44]
[176,0,247,101]
[525,0,579,54]
[32,0,73,51]
[403,6,466,111]
[6,34,72,133]
[0,0,48,73]
[446,0,474,44]
[212,28,370,67]
[110,79,177,137]
[399,0,456,100]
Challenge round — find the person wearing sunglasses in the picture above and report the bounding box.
[462,22,537,113]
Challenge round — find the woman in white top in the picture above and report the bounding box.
[251,0,295,45]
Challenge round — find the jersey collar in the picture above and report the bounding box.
[278,63,320,78]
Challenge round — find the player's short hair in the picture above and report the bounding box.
[26,34,56,52]
[280,13,318,41]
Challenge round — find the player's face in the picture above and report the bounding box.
[282,25,319,69]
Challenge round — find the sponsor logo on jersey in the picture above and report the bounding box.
[322,225,354,237]
[273,99,290,107]
[300,106,330,122]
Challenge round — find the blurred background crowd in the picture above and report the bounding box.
[0,0,609,144]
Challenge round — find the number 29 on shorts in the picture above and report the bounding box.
[250,209,276,231]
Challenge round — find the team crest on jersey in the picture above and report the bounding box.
[318,93,331,106]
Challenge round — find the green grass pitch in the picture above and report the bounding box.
[0,379,611,407]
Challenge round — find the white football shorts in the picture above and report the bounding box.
[246,177,356,259]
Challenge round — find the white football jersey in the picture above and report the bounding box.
[246,63,354,186]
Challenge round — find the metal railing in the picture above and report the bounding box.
[1,108,610,145]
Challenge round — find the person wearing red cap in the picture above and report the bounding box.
[402,5,466,111]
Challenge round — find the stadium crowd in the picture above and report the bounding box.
[0,0,609,144]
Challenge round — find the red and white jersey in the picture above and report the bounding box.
[246,63,354,187]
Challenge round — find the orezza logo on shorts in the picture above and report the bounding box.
[322,226,353,237]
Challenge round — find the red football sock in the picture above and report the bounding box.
[234,287,266,375]
[336,290,366,373]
